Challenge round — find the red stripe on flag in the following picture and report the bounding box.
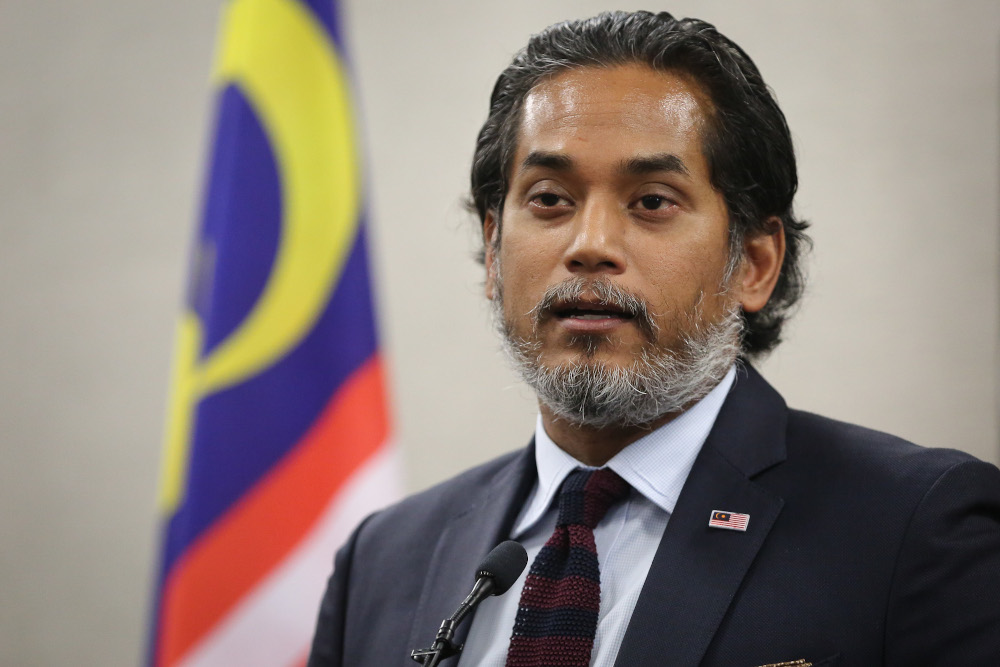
[156,356,389,666]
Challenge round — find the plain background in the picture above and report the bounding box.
[1,1,998,665]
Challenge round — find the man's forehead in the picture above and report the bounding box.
[511,64,712,176]
[520,64,712,131]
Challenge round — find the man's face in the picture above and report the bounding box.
[485,64,741,421]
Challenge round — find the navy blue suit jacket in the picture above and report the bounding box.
[308,366,1000,666]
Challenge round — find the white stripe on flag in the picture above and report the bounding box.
[178,444,403,667]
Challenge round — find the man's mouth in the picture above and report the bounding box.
[548,301,636,334]
[528,278,658,343]
[554,303,633,320]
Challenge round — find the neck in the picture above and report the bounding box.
[539,404,679,467]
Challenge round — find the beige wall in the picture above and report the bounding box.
[1,1,997,664]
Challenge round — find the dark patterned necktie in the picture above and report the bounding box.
[505,467,630,667]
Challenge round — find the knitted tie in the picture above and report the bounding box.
[505,467,629,667]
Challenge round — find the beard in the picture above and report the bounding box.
[492,270,743,429]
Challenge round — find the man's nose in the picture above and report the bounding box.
[563,197,626,275]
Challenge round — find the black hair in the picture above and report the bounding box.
[469,10,810,356]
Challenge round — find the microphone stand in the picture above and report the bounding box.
[410,576,496,666]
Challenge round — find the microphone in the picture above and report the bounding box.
[410,540,528,666]
[475,539,529,596]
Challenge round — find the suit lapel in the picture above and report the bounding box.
[406,444,536,662]
[615,364,787,667]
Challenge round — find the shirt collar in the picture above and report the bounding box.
[513,365,737,538]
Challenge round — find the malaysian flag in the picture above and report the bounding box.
[709,510,750,532]
[147,0,402,665]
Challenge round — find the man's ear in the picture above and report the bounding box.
[483,212,499,300]
[739,218,785,313]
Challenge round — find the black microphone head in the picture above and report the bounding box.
[476,540,528,595]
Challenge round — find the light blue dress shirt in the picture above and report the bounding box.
[459,366,737,666]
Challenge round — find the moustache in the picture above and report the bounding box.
[531,277,659,342]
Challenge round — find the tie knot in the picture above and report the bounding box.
[556,467,630,529]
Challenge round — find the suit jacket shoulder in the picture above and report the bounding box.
[787,407,979,473]
[360,448,529,548]
[775,407,987,523]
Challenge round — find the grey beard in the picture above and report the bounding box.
[493,276,743,429]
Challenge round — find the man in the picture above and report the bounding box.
[309,11,1000,666]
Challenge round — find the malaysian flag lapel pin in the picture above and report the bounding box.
[708,509,750,532]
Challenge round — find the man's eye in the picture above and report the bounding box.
[639,195,670,210]
[533,193,566,207]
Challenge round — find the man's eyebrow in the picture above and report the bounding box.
[520,151,574,172]
[518,151,690,177]
[619,153,689,177]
